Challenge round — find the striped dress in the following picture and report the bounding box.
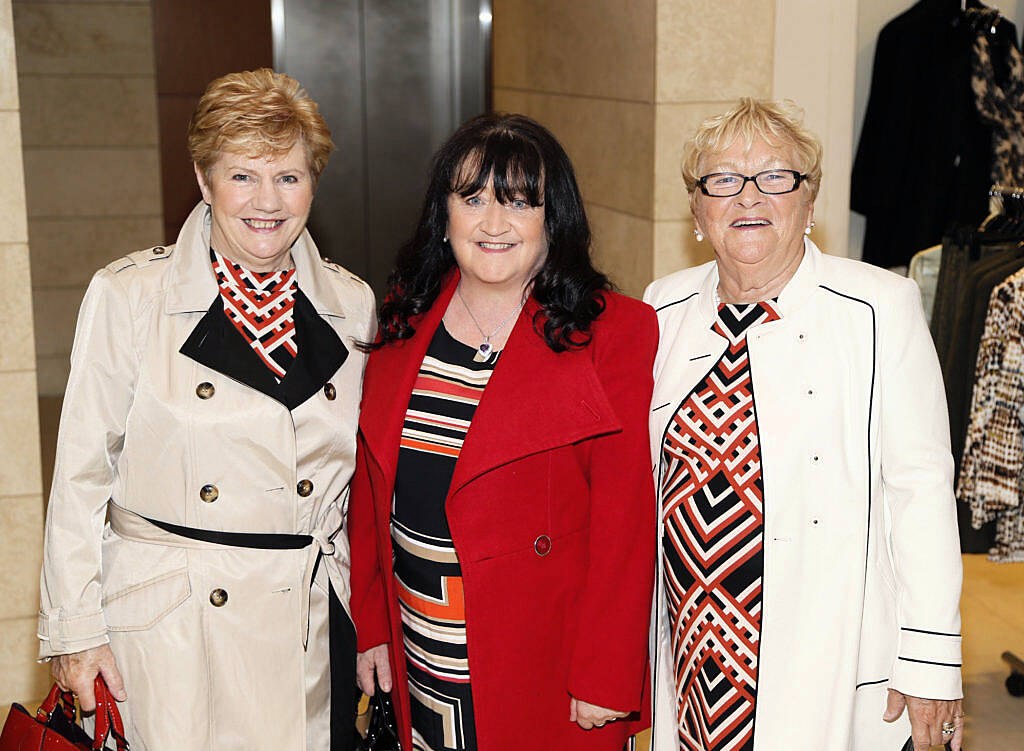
[392,322,498,751]
[660,301,780,751]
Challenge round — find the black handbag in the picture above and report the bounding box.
[355,680,402,751]
[900,739,956,750]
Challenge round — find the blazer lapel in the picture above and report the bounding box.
[650,290,727,465]
[448,297,622,499]
[358,273,459,479]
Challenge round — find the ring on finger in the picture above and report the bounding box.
[941,721,956,735]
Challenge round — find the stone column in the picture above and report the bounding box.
[651,0,776,279]
[0,0,49,721]
[492,0,657,297]
[492,0,777,295]
[14,0,163,396]
[493,0,856,294]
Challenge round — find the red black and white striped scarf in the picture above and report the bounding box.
[211,248,298,380]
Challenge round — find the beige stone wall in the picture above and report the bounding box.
[0,0,50,717]
[773,0,856,261]
[493,1,776,296]
[14,0,163,396]
[652,0,775,279]
[492,0,657,298]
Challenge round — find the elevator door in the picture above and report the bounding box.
[274,0,490,293]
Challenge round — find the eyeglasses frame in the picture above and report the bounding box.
[696,169,809,197]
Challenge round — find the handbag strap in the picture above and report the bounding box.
[35,682,74,724]
[31,678,130,750]
[92,676,130,751]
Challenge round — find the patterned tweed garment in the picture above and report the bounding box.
[958,266,1024,563]
[211,248,298,380]
[971,9,1024,187]
[392,323,498,751]
[661,300,780,751]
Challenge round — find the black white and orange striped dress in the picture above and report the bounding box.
[660,301,780,751]
[392,322,498,751]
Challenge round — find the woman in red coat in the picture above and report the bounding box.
[348,113,656,751]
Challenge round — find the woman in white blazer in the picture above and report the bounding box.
[643,99,964,751]
[38,69,374,750]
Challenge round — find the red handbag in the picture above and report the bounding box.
[0,677,128,750]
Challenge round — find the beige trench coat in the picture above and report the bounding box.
[37,202,375,750]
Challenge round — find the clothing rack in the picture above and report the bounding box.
[982,184,1024,229]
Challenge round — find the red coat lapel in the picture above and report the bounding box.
[359,276,623,499]
[449,296,622,499]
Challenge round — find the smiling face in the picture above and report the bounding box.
[195,141,314,272]
[445,177,548,294]
[691,135,813,280]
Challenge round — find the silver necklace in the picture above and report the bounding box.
[456,285,525,359]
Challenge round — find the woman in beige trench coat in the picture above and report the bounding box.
[36,69,374,750]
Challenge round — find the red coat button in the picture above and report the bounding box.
[534,535,551,556]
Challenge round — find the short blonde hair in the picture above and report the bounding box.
[188,68,334,182]
[681,98,823,200]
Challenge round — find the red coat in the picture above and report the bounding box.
[349,273,657,750]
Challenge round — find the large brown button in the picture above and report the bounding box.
[534,535,552,556]
[209,588,228,607]
[196,382,215,399]
[152,246,165,255]
[297,479,314,497]
[199,484,219,503]
[323,383,337,401]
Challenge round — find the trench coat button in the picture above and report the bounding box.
[196,382,215,399]
[152,246,165,255]
[297,479,314,497]
[323,383,337,401]
[209,588,228,607]
[534,535,552,556]
[200,484,219,503]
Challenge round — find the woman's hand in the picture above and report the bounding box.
[884,689,965,751]
[356,644,393,696]
[569,696,628,730]
[51,644,127,712]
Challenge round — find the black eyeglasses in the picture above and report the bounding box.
[697,169,808,197]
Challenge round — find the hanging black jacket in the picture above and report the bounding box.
[851,0,1016,267]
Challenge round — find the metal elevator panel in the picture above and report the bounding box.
[273,0,490,293]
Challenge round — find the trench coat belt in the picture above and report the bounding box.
[107,501,336,649]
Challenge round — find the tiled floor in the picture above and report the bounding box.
[960,554,1024,750]
[7,397,1024,747]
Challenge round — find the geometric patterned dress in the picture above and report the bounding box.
[660,300,780,751]
[211,248,298,380]
[392,322,499,751]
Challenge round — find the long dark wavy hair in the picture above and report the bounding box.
[374,112,610,352]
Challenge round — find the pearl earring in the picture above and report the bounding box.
[694,229,704,242]
[804,220,815,236]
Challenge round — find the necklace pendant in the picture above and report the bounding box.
[477,341,493,357]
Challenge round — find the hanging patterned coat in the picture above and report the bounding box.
[37,202,375,750]
[644,240,963,751]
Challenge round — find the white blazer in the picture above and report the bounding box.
[644,239,963,751]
